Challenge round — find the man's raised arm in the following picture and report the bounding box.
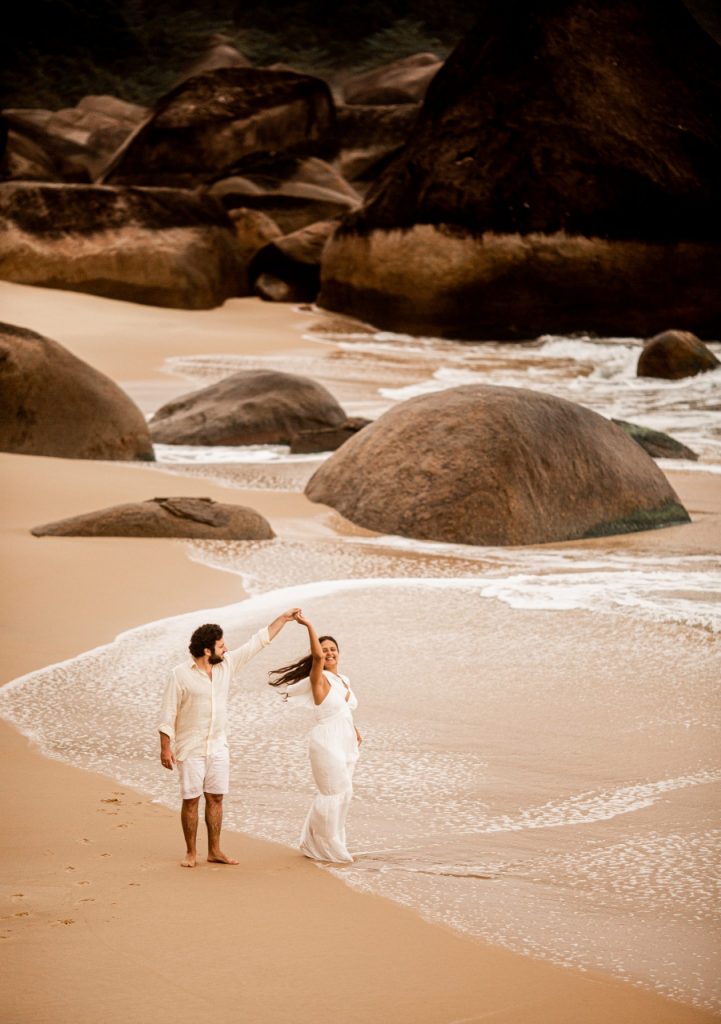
[227,608,300,675]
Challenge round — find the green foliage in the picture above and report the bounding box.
[1,0,471,108]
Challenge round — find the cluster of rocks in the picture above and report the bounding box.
[0,318,367,462]
[1,48,436,308]
[3,316,696,547]
[320,0,721,340]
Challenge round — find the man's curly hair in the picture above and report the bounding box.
[189,623,223,659]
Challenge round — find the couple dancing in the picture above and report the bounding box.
[158,607,361,868]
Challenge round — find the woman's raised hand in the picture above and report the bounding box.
[294,609,311,627]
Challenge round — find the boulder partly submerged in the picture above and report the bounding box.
[637,330,720,379]
[612,419,698,461]
[0,182,245,308]
[32,497,274,539]
[0,322,153,461]
[320,0,721,338]
[149,368,347,446]
[305,385,690,546]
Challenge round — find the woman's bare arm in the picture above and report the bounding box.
[294,611,330,705]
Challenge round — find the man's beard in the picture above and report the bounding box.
[208,654,224,665]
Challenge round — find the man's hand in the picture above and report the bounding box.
[268,608,302,640]
[160,734,175,771]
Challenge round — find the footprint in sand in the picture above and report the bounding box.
[51,919,75,927]
[75,881,91,887]
[14,912,29,918]
[113,823,129,829]
[11,893,24,899]
[128,882,140,887]
[79,898,95,903]
[100,853,111,858]
[77,838,92,845]
[101,798,121,804]
[65,866,76,872]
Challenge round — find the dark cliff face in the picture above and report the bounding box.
[346,0,721,241]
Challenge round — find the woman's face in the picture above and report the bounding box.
[321,639,339,670]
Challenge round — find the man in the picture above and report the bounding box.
[158,608,300,867]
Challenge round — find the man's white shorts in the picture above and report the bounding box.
[177,748,230,800]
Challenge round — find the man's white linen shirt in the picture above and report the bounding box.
[158,628,271,761]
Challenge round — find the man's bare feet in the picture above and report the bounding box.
[207,851,239,865]
[180,852,197,868]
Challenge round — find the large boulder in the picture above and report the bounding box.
[100,67,335,188]
[342,54,442,106]
[637,330,720,379]
[0,322,153,461]
[32,496,273,539]
[304,385,689,545]
[0,182,246,308]
[149,368,347,446]
[320,0,721,339]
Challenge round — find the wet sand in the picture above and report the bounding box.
[1,283,718,1022]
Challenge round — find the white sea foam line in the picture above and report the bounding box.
[181,550,721,631]
[152,443,325,465]
[3,571,718,714]
[452,770,721,836]
[0,598,250,699]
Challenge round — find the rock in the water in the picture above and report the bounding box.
[0,322,154,461]
[320,0,721,338]
[101,68,335,188]
[305,385,689,545]
[149,368,347,446]
[611,419,698,460]
[342,54,442,106]
[32,497,273,539]
[250,220,336,303]
[637,330,720,379]
[290,417,371,453]
[0,182,245,308]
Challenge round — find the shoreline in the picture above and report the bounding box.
[1,286,718,1022]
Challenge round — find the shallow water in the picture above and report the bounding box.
[4,324,721,1010]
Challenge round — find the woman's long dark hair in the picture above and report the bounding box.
[268,635,339,687]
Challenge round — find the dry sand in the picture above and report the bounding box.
[1,285,718,1023]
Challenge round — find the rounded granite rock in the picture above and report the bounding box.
[0,322,153,461]
[149,368,347,446]
[304,384,690,546]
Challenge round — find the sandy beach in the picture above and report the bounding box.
[1,281,718,1023]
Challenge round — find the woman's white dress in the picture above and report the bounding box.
[285,670,359,864]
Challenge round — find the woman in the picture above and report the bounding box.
[269,611,361,864]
